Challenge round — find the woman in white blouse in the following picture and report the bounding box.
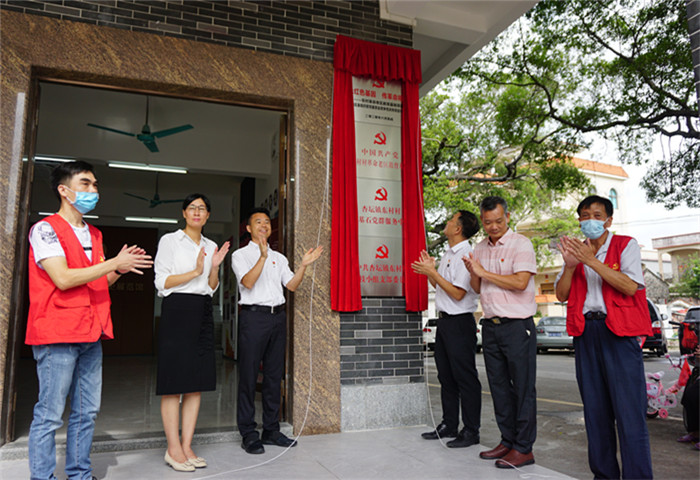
[153,193,230,472]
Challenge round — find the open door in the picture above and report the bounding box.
[1,78,41,445]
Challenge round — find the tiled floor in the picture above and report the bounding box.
[5,355,572,479]
[0,426,573,479]
[13,355,243,443]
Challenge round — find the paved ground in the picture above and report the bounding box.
[424,350,699,479]
[0,426,573,480]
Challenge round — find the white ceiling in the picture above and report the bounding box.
[380,0,541,95]
[36,83,283,177]
[33,83,283,232]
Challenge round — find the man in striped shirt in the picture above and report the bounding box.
[462,196,537,469]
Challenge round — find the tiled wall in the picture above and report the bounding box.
[340,297,424,385]
[0,0,413,61]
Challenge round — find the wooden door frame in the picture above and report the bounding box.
[1,73,294,444]
[0,77,41,445]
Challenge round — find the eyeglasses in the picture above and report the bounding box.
[186,205,208,213]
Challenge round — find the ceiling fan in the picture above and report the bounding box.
[87,96,193,152]
[124,173,185,208]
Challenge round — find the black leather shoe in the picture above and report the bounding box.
[446,429,480,448]
[261,430,297,447]
[421,423,458,440]
[241,435,265,454]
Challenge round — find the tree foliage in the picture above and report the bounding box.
[455,0,698,208]
[420,0,697,261]
[670,256,700,299]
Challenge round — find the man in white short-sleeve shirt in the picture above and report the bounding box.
[231,208,322,454]
[412,210,482,449]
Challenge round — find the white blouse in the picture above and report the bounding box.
[154,230,219,297]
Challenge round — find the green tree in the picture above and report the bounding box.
[670,256,700,299]
[454,0,698,209]
[420,75,589,263]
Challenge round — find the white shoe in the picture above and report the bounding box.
[187,456,207,468]
[165,451,195,472]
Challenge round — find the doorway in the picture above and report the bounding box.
[7,80,290,444]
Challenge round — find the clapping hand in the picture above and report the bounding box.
[256,237,269,259]
[115,244,153,275]
[557,236,580,268]
[194,248,205,276]
[411,250,435,276]
[559,235,595,266]
[462,252,485,278]
[301,246,324,266]
[211,241,231,269]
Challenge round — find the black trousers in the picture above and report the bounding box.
[682,371,699,433]
[434,312,481,436]
[237,308,287,438]
[481,316,537,454]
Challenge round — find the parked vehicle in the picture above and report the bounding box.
[644,299,668,357]
[536,316,573,353]
[423,317,482,352]
[423,318,437,351]
[476,321,482,353]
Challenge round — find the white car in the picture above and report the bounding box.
[476,321,482,353]
[423,318,437,351]
[423,317,481,352]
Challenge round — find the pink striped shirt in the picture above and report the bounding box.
[474,228,537,319]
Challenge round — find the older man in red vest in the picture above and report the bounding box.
[556,195,653,479]
[26,161,152,480]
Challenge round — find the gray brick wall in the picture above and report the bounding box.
[340,297,424,386]
[0,0,413,61]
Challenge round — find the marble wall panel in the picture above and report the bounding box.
[0,10,339,437]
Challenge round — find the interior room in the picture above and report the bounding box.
[13,81,286,444]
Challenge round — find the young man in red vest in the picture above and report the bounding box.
[26,161,153,480]
[555,195,653,479]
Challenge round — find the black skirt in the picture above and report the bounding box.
[156,293,216,395]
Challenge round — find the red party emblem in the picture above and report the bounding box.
[374,187,388,201]
[373,132,387,145]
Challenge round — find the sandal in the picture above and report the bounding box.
[676,433,699,443]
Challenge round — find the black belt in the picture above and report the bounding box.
[438,311,473,318]
[240,304,285,314]
[584,311,606,320]
[484,316,526,325]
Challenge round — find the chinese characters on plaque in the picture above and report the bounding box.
[353,76,403,296]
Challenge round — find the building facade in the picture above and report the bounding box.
[0,0,538,447]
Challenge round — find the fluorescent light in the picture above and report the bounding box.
[125,216,178,224]
[34,155,75,163]
[108,162,187,174]
[38,212,99,219]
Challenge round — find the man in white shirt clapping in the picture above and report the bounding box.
[412,211,482,449]
[231,208,323,454]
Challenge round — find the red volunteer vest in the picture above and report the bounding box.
[25,214,113,345]
[566,234,652,337]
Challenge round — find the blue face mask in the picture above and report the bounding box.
[66,188,99,214]
[580,219,607,239]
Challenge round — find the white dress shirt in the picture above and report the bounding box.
[435,239,479,314]
[154,230,218,297]
[231,241,294,307]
